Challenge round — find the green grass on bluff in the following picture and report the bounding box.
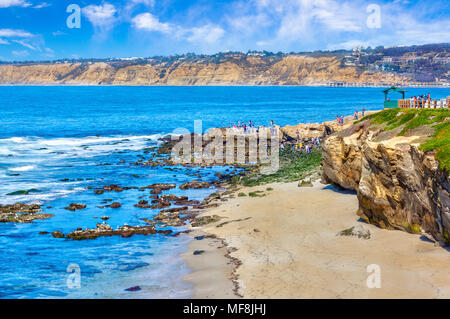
[358,108,450,173]
[233,149,322,187]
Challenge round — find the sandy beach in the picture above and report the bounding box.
[183,180,450,299]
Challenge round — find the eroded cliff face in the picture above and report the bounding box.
[321,120,450,244]
[0,56,409,85]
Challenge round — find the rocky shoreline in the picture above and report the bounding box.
[3,108,448,298]
[181,109,450,298]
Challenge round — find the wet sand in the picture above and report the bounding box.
[183,181,450,298]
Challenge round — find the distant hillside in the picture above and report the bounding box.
[0,43,448,86]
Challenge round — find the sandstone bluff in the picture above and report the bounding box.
[321,110,449,245]
[0,55,409,86]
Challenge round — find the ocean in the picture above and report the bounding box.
[0,86,448,299]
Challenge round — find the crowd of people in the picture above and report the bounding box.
[281,136,321,153]
[407,94,448,109]
[229,120,278,135]
[336,108,366,126]
[227,107,368,155]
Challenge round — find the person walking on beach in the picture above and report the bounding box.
[362,108,365,117]
[354,111,359,120]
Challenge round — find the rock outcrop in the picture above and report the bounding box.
[0,203,53,223]
[321,117,450,244]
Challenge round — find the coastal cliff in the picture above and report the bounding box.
[321,109,450,244]
[0,56,409,85]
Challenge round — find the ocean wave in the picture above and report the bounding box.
[8,165,36,172]
[0,134,163,160]
[0,186,86,205]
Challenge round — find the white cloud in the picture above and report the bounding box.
[126,0,154,9]
[0,0,30,8]
[328,40,374,50]
[12,39,37,50]
[52,30,66,36]
[187,25,225,44]
[0,28,47,54]
[82,3,117,28]
[12,50,29,57]
[0,29,33,38]
[132,13,172,33]
[132,13,225,44]
[42,47,54,58]
[0,38,9,44]
[33,2,50,9]
[275,0,363,39]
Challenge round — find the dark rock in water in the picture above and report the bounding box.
[100,216,110,221]
[157,229,173,235]
[161,194,188,201]
[149,195,159,199]
[102,185,123,192]
[195,236,204,240]
[150,188,162,194]
[136,200,171,209]
[193,250,205,255]
[174,199,200,206]
[94,190,104,195]
[138,200,148,205]
[39,231,49,235]
[64,203,87,211]
[160,206,188,213]
[147,183,176,190]
[0,203,53,223]
[107,202,121,209]
[125,286,141,292]
[63,223,158,240]
[134,204,153,209]
[179,181,211,190]
[52,231,65,238]
[140,218,154,225]
[151,199,171,208]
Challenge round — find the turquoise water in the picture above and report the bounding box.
[0,86,448,299]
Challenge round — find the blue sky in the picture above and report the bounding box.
[0,0,449,61]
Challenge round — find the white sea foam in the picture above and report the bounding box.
[0,186,86,205]
[0,134,163,160]
[0,147,15,156]
[0,137,27,143]
[9,165,36,172]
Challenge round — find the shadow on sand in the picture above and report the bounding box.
[322,184,357,195]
